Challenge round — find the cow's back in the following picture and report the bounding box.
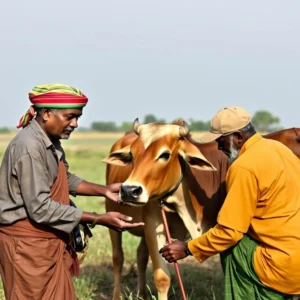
[263,128,300,159]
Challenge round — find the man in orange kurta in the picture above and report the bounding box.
[159,106,300,299]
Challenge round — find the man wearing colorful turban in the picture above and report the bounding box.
[0,84,144,299]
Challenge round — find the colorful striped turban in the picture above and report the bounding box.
[17,83,88,128]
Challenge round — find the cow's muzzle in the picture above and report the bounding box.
[120,185,143,203]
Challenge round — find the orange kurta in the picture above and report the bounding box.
[188,133,300,294]
[0,160,77,300]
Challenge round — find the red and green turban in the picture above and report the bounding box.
[17,83,88,128]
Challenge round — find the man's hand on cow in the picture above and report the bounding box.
[105,183,128,206]
[98,211,144,232]
[159,240,189,263]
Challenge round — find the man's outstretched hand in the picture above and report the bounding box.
[98,212,144,232]
[105,183,129,206]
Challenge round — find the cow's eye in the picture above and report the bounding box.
[121,151,133,163]
[158,152,171,161]
[127,152,133,162]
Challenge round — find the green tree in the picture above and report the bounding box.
[91,121,118,132]
[119,121,133,132]
[143,114,158,123]
[0,127,10,133]
[251,110,281,132]
[143,114,166,124]
[189,119,210,131]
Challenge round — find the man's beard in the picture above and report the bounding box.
[61,127,74,140]
[228,135,240,163]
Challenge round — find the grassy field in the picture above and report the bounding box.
[0,131,224,300]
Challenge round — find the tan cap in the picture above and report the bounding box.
[199,106,251,143]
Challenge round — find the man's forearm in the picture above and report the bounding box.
[188,224,244,263]
[76,180,108,196]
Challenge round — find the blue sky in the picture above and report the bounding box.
[1,1,299,129]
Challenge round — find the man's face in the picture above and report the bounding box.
[216,134,240,163]
[45,108,83,140]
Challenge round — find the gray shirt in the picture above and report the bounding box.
[0,119,83,233]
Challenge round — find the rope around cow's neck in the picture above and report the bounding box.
[159,158,187,300]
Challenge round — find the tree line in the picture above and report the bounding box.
[0,110,283,133]
[90,110,283,133]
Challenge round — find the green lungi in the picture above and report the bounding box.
[220,235,293,300]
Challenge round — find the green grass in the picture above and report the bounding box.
[0,133,224,300]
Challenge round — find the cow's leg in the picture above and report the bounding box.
[136,236,149,299]
[109,229,124,300]
[143,204,170,300]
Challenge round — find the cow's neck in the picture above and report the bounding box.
[158,157,185,206]
[161,170,203,239]
[178,164,224,239]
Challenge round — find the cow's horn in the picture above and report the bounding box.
[179,121,190,137]
[133,118,140,135]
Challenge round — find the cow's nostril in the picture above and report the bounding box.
[120,185,127,197]
[120,185,143,202]
[132,186,143,197]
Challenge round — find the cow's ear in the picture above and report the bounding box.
[179,141,216,171]
[102,145,132,166]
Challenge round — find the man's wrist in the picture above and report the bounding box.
[185,244,193,256]
[89,212,99,228]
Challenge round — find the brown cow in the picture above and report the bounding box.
[104,121,300,300]
[263,127,300,158]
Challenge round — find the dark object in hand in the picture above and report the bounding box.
[185,244,193,256]
[70,199,93,252]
